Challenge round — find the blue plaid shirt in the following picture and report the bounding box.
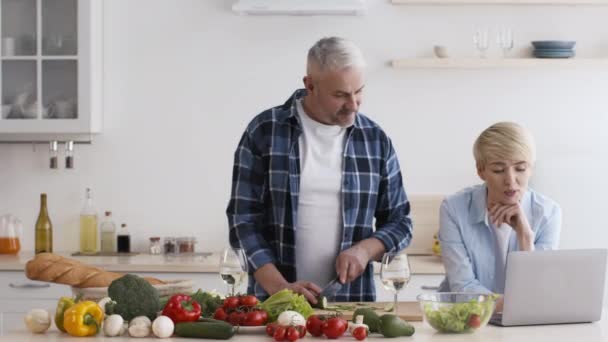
[227,89,413,301]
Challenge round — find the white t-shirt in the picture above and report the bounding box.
[295,99,347,287]
[488,213,512,294]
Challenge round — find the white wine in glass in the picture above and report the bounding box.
[381,252,411,315]
[219,248,248,296]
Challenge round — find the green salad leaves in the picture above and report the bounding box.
[258,289,314,322]
[423,297,496,333]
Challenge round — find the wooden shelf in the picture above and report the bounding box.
[390,58,608,69]
[391,0,608,4]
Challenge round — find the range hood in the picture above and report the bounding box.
[232,0,367,16]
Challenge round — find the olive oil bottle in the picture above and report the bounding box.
[79,188,98,254]
[35,193,53,253]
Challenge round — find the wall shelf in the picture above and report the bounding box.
[391,0,608,4]
[390,58,608,69]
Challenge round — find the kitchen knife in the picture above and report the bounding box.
[319,276,343,299]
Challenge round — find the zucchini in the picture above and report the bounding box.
[175,321,237,339]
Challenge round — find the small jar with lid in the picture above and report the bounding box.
[177,236,196,254]
[163,237,177,254]
[149,237,162,255]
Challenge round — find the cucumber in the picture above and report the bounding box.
[312,295,328,309]
[174,321,237,339]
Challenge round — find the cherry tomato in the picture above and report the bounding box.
[243,310,267,326]
[274,326,287,342]
[239,295,259,307]
[258,309,269,323]
[306,315,325,337]
[322,317,348,339]
[213,307,228,321]
[223,296,240,310]
[468,314,481,328]
[286,326,300,341]
[352,326,368,340]
[228,311,246,326]
[266,323,279,337]
[294,325,307,338]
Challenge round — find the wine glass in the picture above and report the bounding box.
[219,247,248,296]
[380,252,411,315]
[473,28,490,58]
[497,27,514,57]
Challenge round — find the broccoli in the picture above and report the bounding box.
[106,274,160,321]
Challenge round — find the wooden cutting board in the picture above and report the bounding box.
[315,301,422,322]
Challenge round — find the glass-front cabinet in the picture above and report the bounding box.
[0,0,102,140]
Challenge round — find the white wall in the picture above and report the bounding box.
[1,1,607,258]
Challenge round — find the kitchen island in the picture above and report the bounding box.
[2,315,607,342]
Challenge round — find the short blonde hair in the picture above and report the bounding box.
[473,122,536,169]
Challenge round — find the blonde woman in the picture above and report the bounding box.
[438,122,561,305]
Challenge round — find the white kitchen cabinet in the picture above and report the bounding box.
[0,271,70,336]
[0,0,103,141]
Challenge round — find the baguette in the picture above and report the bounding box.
[25,253,165,288]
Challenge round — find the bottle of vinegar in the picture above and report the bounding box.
[100,211,116,253]
[117,223,131,253]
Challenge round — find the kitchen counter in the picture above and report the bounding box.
[0,252,444,274]
[3,315,607,341]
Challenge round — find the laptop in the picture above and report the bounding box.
[490,248,607,326]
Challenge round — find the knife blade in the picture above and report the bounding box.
[320,276,343,299]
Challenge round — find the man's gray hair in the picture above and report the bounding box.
[307,37,366,74]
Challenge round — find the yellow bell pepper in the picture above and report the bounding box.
[54,294,82,333]
[63,301,104,337]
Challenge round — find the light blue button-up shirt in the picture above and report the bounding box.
[437,184,562,294]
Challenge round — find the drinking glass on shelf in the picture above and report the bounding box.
[380,252,411,315]
[219,247,248,296]
[497,28,514,57]
[473,28,490,58]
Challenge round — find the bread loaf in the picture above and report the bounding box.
[25,253,165,288]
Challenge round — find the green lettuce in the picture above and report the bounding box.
[258,289,315,322]
[423,296,496,333]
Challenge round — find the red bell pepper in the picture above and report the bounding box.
[162,294,202,323]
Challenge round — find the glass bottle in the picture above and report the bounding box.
[79,188,98,254]
[35,193,53,253]
[100,211,116,253]
[116,223,131,253]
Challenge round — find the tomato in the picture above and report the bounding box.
[306,315,325,337]
[239,295,258,307]
[468,314,481,329]
[243,310,267,326]
[286,326,300,341]
[223,296,240,310]
[266,323,279,337]
[352,326,368,340]
[213,307,228,321]
[228,311,246,326]
[294,325,307,338]
[322,317,348,339]
[258,309,269,323]
[274,326,287,342]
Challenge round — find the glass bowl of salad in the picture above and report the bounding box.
[417,292,497,333]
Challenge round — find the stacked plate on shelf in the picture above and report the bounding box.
[531,41,576,58]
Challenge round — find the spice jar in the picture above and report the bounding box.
[177,237,196,253]
[163,237,177,254]
[149,237,161,255]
